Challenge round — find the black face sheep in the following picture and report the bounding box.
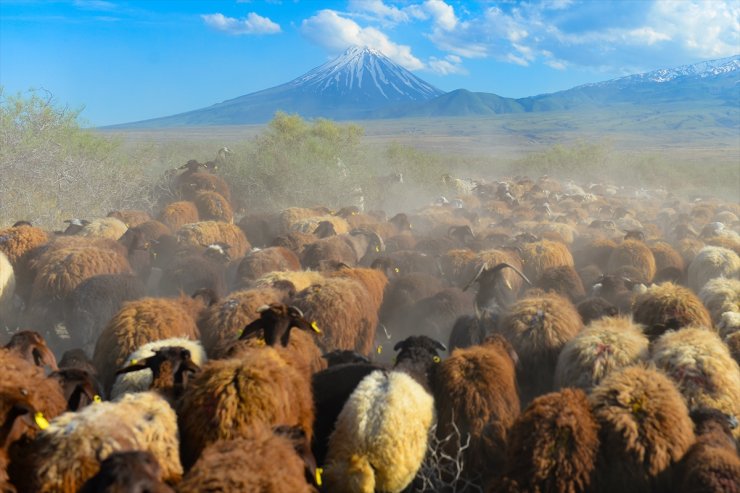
[554,316,649,391]
[632,282,713,341]
[48,368,103,411]
[588,365,696,493]
[92,295,204,395]
[498,388,599,493]
[176,425,317,493]
[322,349,372,366]
[110,338,206,401]
[197,286,292,357]
[650,327,740,440]
[77,451,174,493]
[675,408,740,493]
[432,334,520,485]
[498,291,584,404]
[9,391,182,493]
[176,345,315,469]
[322,336,446,493]
[1,388,41,490]
[63,273,146,356]
[687,245,740,294]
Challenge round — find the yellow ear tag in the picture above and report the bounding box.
[311,321,322,334]
[93,395,102,404]
[130,359,138,365]
[237,329,244,337]
[375,245,380,252]
[394,267,400,273]
[34,412,49,430]
[376,345,383,354]
[433,356,441,363]
[316,467,323,486]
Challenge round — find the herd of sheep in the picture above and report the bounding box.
[0,154,739,493]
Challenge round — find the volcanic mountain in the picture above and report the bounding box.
[121,46,445,127]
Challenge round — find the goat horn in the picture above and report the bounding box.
[463,262,488,291]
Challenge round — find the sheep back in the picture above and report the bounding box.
[699,277,740,325]
[499,292,583,403]
[554,316,649,391]
[589,365,695,493]
[650,327,740,439]
[520,240,574,282]
[176,221,250,258]
[607,239,657,283]
[234,247,301,288]
[9,391,181,493]
[687,246,740,294]
[503,388,599,493]
[324,369,434,493]
[78,217,128,240]
[158,201,199,231]
[632,282,713,340]
[193,190,234,223]
[177,348,313,469]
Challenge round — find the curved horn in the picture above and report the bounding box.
[432,339,447,352]
[488,262,532,286]
[463,262,488,291]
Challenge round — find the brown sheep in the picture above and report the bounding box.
[237,212,280,248]
[498,291,583,404]
[107,209,152,228]
[278,207,331,235]
[176,221,251,258]
[77,451,175,493]
[607,239,656,283]
[272,230,318,256]
[293,277,377,355]
[301,235,358,270]
[675,237,705,268]
[650,327,740,439]
[438,248,478,288]
[632,282,713,341]
[573,236,616,271]
[177,347,314,469]
[193,190,234,223]
[535,265,586,303]
[499,388,599,493]
[650,241,685,274]
[233,247,301,289]
[554,316,649,391]
[197,287,292,356]
[675,408,740,493]
[326,266,388,314]
[177,427,317,493]
[29,245,132,308]
[0,224,49,267]
[78,218,129,240]
[252,270,325,293]
[378,272,445,328]
[519,239,575,283]
[158,201,199,231]
[576,296,618,325]
[589,365,696,493]
[432,335,520,484]
[92,295,203,394]
[177,171,231,202]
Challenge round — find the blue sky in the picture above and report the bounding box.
[1,0,738,126]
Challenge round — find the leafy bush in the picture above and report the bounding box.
[0,89,154,227]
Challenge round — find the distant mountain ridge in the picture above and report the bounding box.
[110,51,739,128]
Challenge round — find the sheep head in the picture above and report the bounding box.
[116,346,200,397]
[241,303,321,348]
[49,368,102,412]
[3,331,58,372]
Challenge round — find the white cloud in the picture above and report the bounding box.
[202,12,281,35]
[348,0,410,24]
[428,54,467,74]
[301,9,424,70]
[424,0,457,31]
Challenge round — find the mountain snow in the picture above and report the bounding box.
[585,55,739,87]
[287,46,444,102]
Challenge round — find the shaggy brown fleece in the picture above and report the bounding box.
[177,429,315,493]
[589,365,695,493]
[535,265,586,303]
[498,291,583,404]
[519,240,574,283]
[92,295,202,394]
[502,388,599,493]
[193,190,234,223]
[632,282,713,340]
[607,239,657,283]
[158,201,199,231]
[433,335,520,484]
[175,221,250,258]
[177,348,314,469]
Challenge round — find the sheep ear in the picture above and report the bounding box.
[393,340,406,352]
[115,362,149,375]
[240,318,266,340]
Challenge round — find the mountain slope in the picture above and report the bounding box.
[116,47,444,128]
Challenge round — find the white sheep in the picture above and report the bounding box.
[687,246,740,294]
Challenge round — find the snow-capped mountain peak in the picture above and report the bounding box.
[288,46,444,103]
[586,55,740,88]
